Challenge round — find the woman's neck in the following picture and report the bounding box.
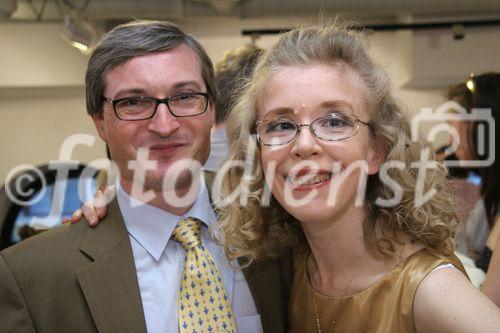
[301,204,419,296]
[302,205,369,294]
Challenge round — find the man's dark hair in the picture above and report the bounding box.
[85,20,216,116]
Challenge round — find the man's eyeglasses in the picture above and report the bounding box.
[102,92,209,121]
[256,112,371,146]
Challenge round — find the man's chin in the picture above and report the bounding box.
[147,168,199,192]
[124,174,162,194]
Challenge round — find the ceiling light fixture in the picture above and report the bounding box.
[60,13,98,55]
[57,0,99,55]
[466,75,475,93]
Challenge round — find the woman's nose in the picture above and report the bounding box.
[290,126,322,159]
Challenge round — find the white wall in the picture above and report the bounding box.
[1,17,499,182]
[0,90,105,183]
[0,23,88,88]
[409,27,500,88]
[0,23,102,183]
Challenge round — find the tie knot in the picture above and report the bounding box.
[172,217,202,250]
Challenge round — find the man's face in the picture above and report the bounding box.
[92,45,214,194]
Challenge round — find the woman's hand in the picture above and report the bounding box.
[62,186,116,227]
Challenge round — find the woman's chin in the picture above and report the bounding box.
[282,201,341,225]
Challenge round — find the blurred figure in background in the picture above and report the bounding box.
[444,81,489,259]
[443,72,499,301]
[464,73,500,306]
[204,44,263,172]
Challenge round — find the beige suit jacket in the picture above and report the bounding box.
[0,199,291,332]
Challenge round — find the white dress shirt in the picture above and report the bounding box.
[117,178,262,333]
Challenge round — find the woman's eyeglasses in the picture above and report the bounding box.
[256,112,370,146]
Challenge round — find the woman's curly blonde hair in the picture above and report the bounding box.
[215,22,458,265]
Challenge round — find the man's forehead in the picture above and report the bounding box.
[108,45,200,75]
[103,46,205,95]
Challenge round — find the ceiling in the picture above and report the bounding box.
[3,0,500,25]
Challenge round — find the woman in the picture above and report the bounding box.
[74,23,500,332]
[216,23,500,332]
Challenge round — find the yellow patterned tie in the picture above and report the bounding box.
[172,217,237,333]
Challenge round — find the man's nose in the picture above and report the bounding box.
[290,126,322,159]
[147,103,181,137]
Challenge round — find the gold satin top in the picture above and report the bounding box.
[289,248,466,333]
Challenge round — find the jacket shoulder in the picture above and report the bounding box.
[1,220,91,275]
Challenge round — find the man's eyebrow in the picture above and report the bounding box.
[111,88,146,99]
[172,81,204,90]
[109,81,205,99]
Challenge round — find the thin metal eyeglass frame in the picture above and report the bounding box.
[101,92,210,121]
[256,113,371,146]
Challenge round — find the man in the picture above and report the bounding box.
[0,20,289,333]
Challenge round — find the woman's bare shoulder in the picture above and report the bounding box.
[413,265,500,333]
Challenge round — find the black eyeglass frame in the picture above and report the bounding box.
[256,113,371,146]
[101,92,210,121]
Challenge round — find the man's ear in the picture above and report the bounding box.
[208,101,216,128]
[91,113,107,141]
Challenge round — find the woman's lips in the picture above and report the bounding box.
[285,171,333,192]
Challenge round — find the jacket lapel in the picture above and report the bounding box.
[239,255,292,333]
[76,199,147,333]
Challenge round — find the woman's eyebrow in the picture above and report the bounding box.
[261,100,356,119]
[262,107,295,119]
[320,100,354,111]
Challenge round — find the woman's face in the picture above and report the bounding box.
[257,64,383,225]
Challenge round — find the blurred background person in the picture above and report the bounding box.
[442,81,489,260]
[463,73,500,306]
[441,72,499,297]
[204,44,263,173]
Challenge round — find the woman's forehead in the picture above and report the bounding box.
[256,63,370,119]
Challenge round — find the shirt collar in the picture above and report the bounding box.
[116,176,216,261]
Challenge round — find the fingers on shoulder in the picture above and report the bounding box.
[82,201,98,225]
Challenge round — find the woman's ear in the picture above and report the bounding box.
[367,137,386,175]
